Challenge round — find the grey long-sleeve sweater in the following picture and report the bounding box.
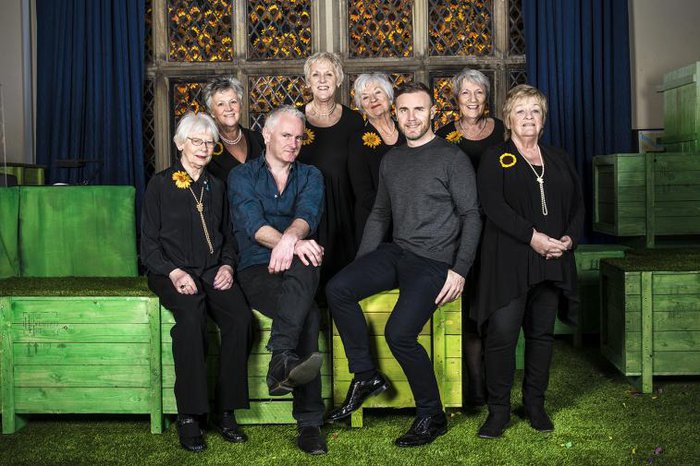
[357,136,482,278]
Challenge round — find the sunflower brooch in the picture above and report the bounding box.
[303,128,315,145]
[212,142,224,156]
[172,170,192,189]
[362,132,382,149]
[499,153,517,168]
[445,130,463,144]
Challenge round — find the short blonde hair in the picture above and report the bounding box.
[304,52,344,87]
[173,112,219,148]
[503,84,549,140]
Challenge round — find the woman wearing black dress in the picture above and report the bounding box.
[202,76,264,183]
[299,52,364,290]
[348,72,405,243]
[476,85,584,439]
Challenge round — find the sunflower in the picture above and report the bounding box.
[212,142,224,156]
[499,153,517,168]
[303,128,315,145]
[362,132,381,149]
[445,130,463,143]
[172,170,192,189]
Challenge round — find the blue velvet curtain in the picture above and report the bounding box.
[36,0,145,202]
[523,0,633,241]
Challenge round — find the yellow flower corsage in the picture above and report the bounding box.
[172,170,192,189]
[362,132,382,149]
[303,128,315,145]
[212,142,224,156]
[445,130,463,144]
[499,152,517,168]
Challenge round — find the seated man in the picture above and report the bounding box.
[326,82,482,447]
[228,105,327,455]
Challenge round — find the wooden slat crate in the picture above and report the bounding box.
[593,153,700,245]
[0,164,45,186]
[0,295,162,434]
[660,62,700,152]
[332,291,461,428]
[161,308,332,424]
[600,260,700,393]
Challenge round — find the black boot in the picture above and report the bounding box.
[297,426,328,455]
[326,372,389,422]
[177,415,206,452]
[478,406,510,439]
[216,411,247,443]
[394,412,448,447]
[267,350,323,396]
[521,404,554,432]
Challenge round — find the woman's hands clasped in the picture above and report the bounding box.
[530,229,571,260]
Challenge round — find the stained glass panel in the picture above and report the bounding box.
[247,0,311,60]
[348,0,413,58]
[428,0,492,56]
[168,0,233,62]
[508,0,526,55]
[248,76,311,130]
[143,78,156,180]
[145,0,154,64]
[508,69,528,89]
[347,73,414,113]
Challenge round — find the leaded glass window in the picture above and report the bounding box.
[168,0,233,62]
[248,76,311,130]
[509,0,526,56]
[247,0,311,60]
[347,0,413,58]
[428,0,492,56]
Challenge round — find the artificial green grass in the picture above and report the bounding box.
[0,277,153,296]
[603,248,700,272]
[1,341,698,465]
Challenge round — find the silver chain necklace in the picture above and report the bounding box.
[520,145,549,216]
[220,128,242,145]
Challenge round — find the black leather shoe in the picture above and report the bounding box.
[478,408,510,439]
[327,373,389,422]
[267,351,323,396]
[297,426,328,455]
[520,405,554,432]
[217,411,247,443]
[177,415,206,452]
[394,412,448,447]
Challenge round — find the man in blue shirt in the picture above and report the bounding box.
[228,105,327,455]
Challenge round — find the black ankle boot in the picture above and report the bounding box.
[522,404,554,432]
[478,407,510,439]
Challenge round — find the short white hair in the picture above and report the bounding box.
[202,76,245,112]
[263,105,306,132]
[353,73,394,112]
[451,68,491,100]
[173,112,219,147]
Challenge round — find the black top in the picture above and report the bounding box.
[348,120,405,243]
[475,140,584,326]
[141,160,237,284]
[436,118,505,169]
[206,127,264,184]
[298,104,364,286]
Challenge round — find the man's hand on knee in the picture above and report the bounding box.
[294,239,324,267]
[268,233,297,273]
[435,269,465,306]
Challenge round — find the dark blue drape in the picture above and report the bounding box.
[523,0,633,241]
[36,0,145,202]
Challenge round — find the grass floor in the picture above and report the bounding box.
[1,340,698,466]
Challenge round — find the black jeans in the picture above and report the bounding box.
[149,274,252,415]
[326,243,449,417]
[237,257,324,427]
[484,281,559,411]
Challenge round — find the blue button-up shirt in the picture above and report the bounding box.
[228,154,324,271]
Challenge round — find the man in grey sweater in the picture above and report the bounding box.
[326,82,482,447]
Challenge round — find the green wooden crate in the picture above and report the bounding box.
[161,308,332,424]
[0,164,46,186]
[0,295,162,434]
[661,62,700,152]
[600,260,700,393]
[332,291,462,428]
[593,153,700,244]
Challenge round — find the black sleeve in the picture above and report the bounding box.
[140,175,177,276]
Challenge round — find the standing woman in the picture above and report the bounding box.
[202,76,265,183]
[436,68,504,410]
[476,85,584,438]
[141,112,252,452]
[348,72,405,243]
[436,68,505,169]
[299,52,364,290]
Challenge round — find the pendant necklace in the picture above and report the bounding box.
[520,146,549,216]
[188,184,214,254]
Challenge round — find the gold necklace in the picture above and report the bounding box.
[458,117,487,139]
[188,184,214,254]
[519,145,549,216]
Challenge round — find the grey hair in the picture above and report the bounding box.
[173,112,219,147]
[352,73,394,112]
[263,105,306,132]
[202,76,244,112]
[303,51,344,86]
[451,68,491,100]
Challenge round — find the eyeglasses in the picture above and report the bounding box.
[187,137,216,148]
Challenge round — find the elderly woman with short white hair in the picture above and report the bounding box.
[347,72,405,242]
[141,111,252,453]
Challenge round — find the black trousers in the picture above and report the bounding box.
[148,274,252,415]
[326,243,449,417]
[237,258,324,427]
[484,281,559,411]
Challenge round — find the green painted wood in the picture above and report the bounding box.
[2,296,17,432]
[234,400,332,425]
[14,365,150,387]
[625,331,700,351]
[351,409,363,428]
[148,298,162,434]
[14,387,150,412]
[645,155,655,247]
[9,298,151,323]
[12,342,151,365]
[11,323,150,343]
[432,305,447,407]
[661,62,700,147]
[161,328,329,354]
[640,272,654,392]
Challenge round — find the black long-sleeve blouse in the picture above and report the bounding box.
[436,118,505,170]
[475,140,584,326]
[141,160,237,284]
[206,127,264,184]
